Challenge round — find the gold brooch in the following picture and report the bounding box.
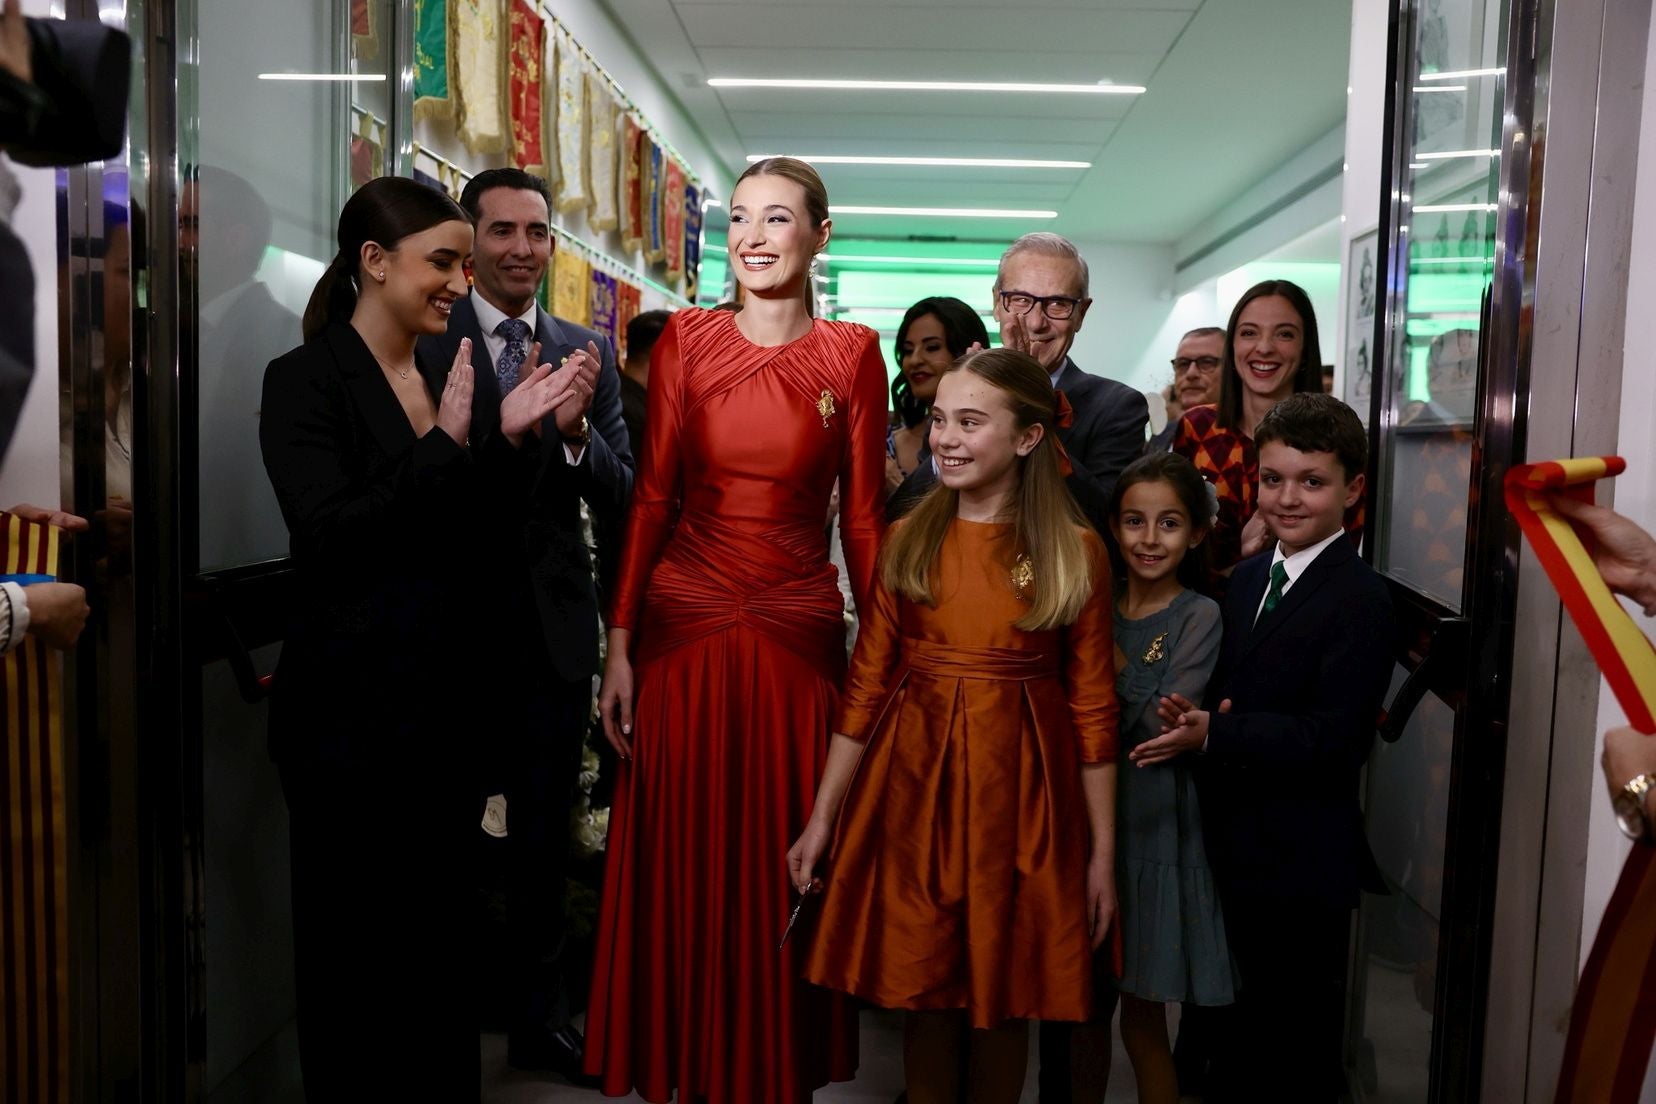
[816,389,836,428]
[1142,632,1168,665]
[1011,554,1035,599]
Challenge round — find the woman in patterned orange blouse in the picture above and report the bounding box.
[1172,279,1358,572]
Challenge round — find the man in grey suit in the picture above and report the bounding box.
[417,167,631,1086]
[887,232,1149,532]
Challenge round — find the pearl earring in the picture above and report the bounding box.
[377,271,386,282]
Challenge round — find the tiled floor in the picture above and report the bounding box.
[483,1009,1145,1103]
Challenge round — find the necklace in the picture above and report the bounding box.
[372,353,414,380]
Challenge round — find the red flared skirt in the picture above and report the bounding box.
[583,620,860,1102]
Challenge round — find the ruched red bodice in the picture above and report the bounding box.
[585,308,889,1103]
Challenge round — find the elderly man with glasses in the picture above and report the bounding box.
[885,232,1148,531]
[1147,326,1226,452]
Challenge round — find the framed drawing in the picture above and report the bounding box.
[1344,226,1379,421]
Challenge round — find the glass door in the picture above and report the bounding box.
[1346,0,1513,1099]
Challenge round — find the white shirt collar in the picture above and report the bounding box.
[471,291,538,338]
[1269,526,1347,589]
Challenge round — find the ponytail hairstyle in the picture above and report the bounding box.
[1105,451,1217,594]
[301,175,469,343]
[881,347,1094,631]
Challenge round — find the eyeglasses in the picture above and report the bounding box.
[1171,356,1222,373]
[998,291,1082,320]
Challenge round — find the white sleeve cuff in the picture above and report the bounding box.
[1,581,30,654]
[564,442,587,466]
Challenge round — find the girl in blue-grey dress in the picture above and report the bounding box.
[1106,452,1235,1104]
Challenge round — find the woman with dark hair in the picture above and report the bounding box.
[886,296,989,494]
[260,175,572,1102]
[1173,279,1354,571]
[586,156,887,1102]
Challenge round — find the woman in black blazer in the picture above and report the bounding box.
[259,176,570,1102]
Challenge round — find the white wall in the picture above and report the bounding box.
[1337,0,1388,403]
[1065,240,1214,395]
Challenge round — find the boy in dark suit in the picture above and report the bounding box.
[1134,392,1393,1101]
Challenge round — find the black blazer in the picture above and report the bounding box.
[259,323,478,767]
[884,358,1143,531]
[416,294,633,681]
[1052,358,1149,504]
[1198,536,1394,909]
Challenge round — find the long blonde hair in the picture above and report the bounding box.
[881,348,1094,631]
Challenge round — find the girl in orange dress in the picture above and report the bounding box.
[789,348,1120,1104]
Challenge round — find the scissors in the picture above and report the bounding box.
[779,879,823,949]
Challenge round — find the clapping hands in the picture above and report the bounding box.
[1128,693,1233,767]
[500,339,602,446]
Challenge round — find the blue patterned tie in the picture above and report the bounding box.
[495,318,532,399]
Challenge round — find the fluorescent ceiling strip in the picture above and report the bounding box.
[829,205,1056,218]
[746,154,1090,169]
[1417,149,1500,160]
[820,253,1001,267]
[1413,203,1497,212]
[709,77,1144,95]
[1413,256,1495,265]
[1414,85,1467,92]
[258,73,385,81]
[1417,67,1505,81]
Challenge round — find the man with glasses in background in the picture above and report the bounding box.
[991,232,1148,506]
[1147,325,1225,452]
[886,232,1147,531]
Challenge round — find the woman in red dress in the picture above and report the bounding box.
[585,157,888,1102]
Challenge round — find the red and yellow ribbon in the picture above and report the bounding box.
[1505,457,1656,1102]
[0,512,67,1104]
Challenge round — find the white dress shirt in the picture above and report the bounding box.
[470,293,585,465]
[1254,526,1348,624]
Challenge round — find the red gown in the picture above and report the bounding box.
[584,308,888,1102]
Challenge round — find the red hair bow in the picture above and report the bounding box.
[1052,389,1075,477]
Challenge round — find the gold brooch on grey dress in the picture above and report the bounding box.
[817,389,836,429]
[1142,631,1169,665]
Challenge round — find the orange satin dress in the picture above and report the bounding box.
[583,308,888,1103]
[802,520,1119,1028]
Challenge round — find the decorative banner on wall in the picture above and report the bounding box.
[683,183,702,302]
[350,112,384,190]
[455,0,508,156]
[555,30,589,214]
[616,279,642,359]
[662,158,686,285]
[507,0,544,173]
[645,140,665,263]
[413,0,453,120]
[590,269,618,347]
[553,250,592,326]
[619,115,644,252]
[587,76,619,231]
[0,513,68,1104]
[352,0,379,60]
[539,22,560,195]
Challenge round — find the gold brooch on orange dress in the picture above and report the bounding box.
[816,389,836,428]
[1142,631,1168,665]
[1011,554,1035,599]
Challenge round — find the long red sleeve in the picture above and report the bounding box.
[838,328,890,618]
[608,312,685,632]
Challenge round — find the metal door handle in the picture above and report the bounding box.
[1378,617,1469,742]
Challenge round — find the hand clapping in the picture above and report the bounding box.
[500,339,602,446]
[436,339,475,446]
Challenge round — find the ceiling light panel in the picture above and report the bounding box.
[710,78,1145,94]
[745,154,1091,169]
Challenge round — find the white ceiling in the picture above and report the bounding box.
[602,0,1352,246]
